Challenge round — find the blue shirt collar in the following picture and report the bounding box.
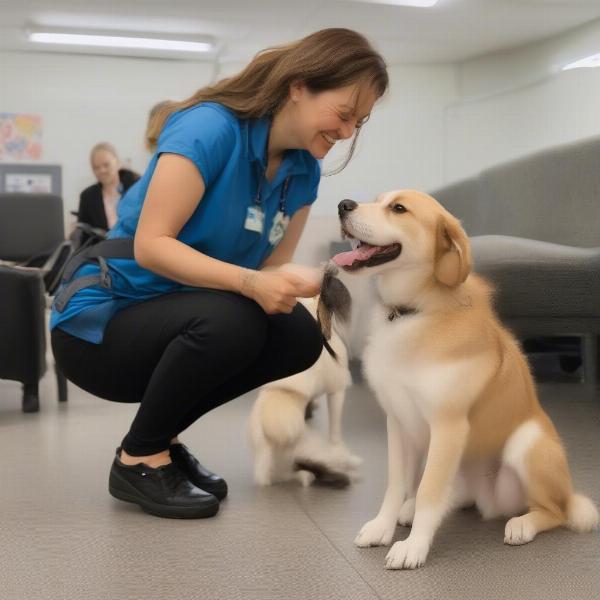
[246,116,270,166]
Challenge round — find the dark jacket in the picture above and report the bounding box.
[77,168,140,230]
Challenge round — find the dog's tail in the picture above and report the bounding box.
[259,388,306,448]
[566,493,599,532]
[316,264,352,361]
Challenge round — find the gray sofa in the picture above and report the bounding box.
[297,135,600,385]
[430,134,600,384]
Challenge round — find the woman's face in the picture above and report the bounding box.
[291,82,379,159]
[91,149,119,186]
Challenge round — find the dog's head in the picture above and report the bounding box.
[331,190,472,288]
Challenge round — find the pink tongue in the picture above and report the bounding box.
[332,244,380,267]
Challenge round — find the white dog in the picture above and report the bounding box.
[248,295,361,487]
[330,190,598,569]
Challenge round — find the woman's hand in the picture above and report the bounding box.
[239,269,321,314]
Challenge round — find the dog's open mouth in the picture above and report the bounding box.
[332,231,402,271]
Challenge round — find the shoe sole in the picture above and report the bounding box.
[109,470,219,519]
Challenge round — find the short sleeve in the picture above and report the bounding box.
[156,104,237,188]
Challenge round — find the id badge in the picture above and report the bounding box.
[245,205,264,234]
[268,210,290,246]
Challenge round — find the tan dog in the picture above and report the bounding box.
[331,190,598,569]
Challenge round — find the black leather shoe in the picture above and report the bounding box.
[109,448,219,519]
[169,443,228,500]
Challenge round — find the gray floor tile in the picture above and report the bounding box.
[291,383,600,600]
[1,359,598,600]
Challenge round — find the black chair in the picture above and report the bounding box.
[0,193,70,412]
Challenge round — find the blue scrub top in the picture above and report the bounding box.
[50,102,321,344]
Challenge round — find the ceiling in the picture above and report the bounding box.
[1,0,600,64]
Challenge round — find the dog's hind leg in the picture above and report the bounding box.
[463,460,510,520]
[502,420,578,545]
[326,390,362,471]
[253,441,275,486]
[327,390,345,445]
[448,467,476,512]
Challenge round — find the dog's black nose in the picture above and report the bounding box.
[338,199,358,217]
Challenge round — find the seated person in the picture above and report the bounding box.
[77,142,139,232]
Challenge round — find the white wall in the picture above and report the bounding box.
[217,60,458,215]
[3,17,600,226]
[0,50,215,223]
[444,18,600,183]
[315,63,457,215]
[0,51,457,225]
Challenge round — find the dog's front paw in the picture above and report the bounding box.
[354,517,396,547]
[385,537,430,570]
[504,515,536,545]
[397,498,416,526]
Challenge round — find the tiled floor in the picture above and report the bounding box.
[1,357,598,600]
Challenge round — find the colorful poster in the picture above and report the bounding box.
[0,113,43,161]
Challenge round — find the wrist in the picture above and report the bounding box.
[238,268,259,298]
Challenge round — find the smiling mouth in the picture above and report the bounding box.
[321,132,337,146]
[332,227,402,271]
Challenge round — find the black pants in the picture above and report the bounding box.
[51,290,323,456]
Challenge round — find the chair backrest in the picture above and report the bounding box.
[0,193,65,261]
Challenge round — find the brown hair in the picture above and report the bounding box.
[145,28,388,173]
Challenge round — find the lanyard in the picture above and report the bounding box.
[254,173,291,215]
[245,171,292,241]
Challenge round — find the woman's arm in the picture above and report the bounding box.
[134,153,247,293]
[134,153,320,312]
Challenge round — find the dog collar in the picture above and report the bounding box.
[386,305,419,321]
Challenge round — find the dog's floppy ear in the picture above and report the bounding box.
[434,214,472,287]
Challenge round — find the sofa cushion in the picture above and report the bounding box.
[471,235,600,318]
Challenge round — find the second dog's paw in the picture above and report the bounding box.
[398,498,416,526]
[294,469,316,487]
[329,443,363,470]
[385,537,430,570]
[354,518,395,547]
[504,515,536,545]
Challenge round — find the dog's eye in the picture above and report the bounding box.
[391,204,407,214]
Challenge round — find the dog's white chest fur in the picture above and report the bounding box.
[362,310,431,438]
[362,306,487,447]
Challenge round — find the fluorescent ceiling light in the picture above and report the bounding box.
[562,53,600,71]
[28,32,213,53]
[344,0,438,6]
